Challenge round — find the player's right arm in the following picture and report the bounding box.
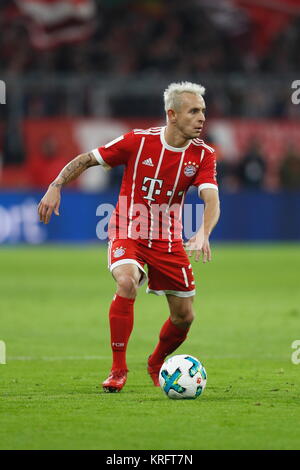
[38,131,135,224]
[38,151,99,224]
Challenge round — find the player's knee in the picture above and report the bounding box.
[182,309,195,326]
[172,306,195,327]
[116,275,138,298]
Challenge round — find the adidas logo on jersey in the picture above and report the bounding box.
[142,158,154,167]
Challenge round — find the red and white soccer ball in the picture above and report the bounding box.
[159,354,207,399]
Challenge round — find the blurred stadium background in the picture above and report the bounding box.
[0,0,300,244]
[1,0,300,451]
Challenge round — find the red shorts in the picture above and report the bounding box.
[107,239,195,297]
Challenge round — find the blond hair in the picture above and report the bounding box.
[164,81,205,114]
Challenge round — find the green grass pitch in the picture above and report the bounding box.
[0,243,300,450]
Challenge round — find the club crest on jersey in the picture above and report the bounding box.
[113,247,126,258]
[184,161,199,177]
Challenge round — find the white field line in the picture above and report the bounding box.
[7,355,110,361]
[6,354,287,362]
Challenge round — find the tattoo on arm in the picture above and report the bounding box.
[51,152,99,188]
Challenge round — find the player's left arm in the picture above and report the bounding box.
[186,188,220,262]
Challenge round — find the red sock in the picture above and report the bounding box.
[149,317,189,366]
[109,294,135,371]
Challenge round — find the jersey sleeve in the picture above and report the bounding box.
[193,148,218,196]
[91,131,134,169]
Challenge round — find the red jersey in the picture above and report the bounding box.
[92,126,218,252]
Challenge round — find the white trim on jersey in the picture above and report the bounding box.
[134,132,161,135]
[91,148,111,170]
[134,127,161,135]
[167,151,185,207]
[146,287,196,298]
[192,139,215,153]
[128,137,146,238]
[200,149,205,162]
[198,183,218,197]
[181,267,189,288]
[160,126,191,152]
[167,209,172,253]
[148,145,166,248]
[155,145,166,176]
[148,204,154,249]
[202,143,214,153]
[178,190,185,223]
[107,240,112,269]
[109,259,147,287]
[105,135,124,148]
[167,150,186,252]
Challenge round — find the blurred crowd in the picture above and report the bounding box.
[215,143,300,192]
[1,0,300,119]
[0,0,300,190]
[1,124,299,191]
[1,0,300,77]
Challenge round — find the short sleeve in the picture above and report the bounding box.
[91,131,134,169]
[193,149,218,195]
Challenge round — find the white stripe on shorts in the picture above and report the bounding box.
[181,267,189,287]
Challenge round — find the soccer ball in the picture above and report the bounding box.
[159,354,207,399]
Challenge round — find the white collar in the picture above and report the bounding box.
[160,126,191,152]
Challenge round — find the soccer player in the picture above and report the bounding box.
[38,81,220,392]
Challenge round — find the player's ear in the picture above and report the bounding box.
[167,109,176,123]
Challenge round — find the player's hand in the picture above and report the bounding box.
[199,237,211,263]
[185,235,211,263]
[38,185,61,224]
